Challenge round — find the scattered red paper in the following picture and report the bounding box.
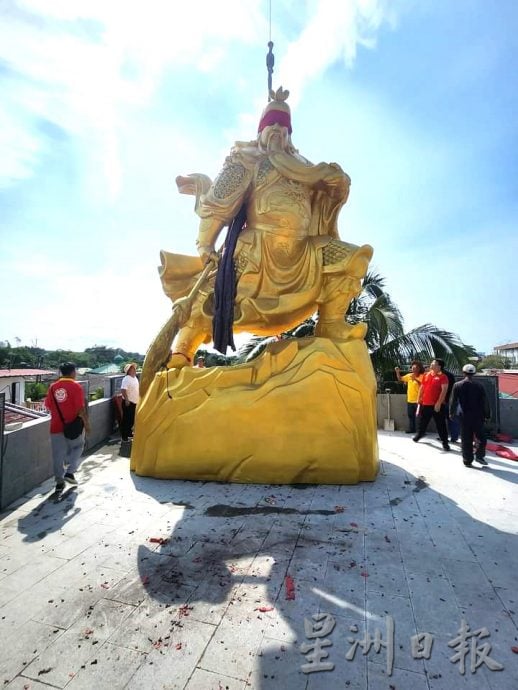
[350,522,358,528]
[149,537,169,544]
[254,606,274,612]
[495,433,513,443]
[512,646,518,654]
[285,575,295,600]
[100,582,110,589]
[334,505,345,513]
[360,571,369,578]
[178,604,192,618]
[141,575,149,585]
[175,642,183,650]
[486,442,518,461]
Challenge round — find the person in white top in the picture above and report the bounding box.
[120,363,139,441]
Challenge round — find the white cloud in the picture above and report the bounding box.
[0,0,398,194]
[0,0,265,194]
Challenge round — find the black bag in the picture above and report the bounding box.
[63,416,84,440]
[52,388,84,440]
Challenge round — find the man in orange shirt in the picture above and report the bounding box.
[413,358,450,451]
[45,362,91,495]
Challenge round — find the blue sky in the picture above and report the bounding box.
[1,0,517,355]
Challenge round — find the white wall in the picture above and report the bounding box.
[0,377,25,404]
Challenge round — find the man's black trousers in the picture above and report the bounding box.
[416,405,448,444]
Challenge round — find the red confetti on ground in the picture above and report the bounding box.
[152,640,162,649]
[83,628,94,637]
[100,582,110,589]
[285,575,296,600]
[360,571,369,578]
[512,646,518,654]
[350,522,358,528]
[254,606,274,612]
[141,575,149,585]
[175,642,183,650]
[178,604,192,618]
[334,506,345,513]
[149,537,169,544]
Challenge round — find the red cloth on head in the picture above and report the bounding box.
[258,109,292,134]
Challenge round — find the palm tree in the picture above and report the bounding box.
[230,271,476,377]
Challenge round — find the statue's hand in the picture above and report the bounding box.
[172,296,192,324]
[197,244,219,266]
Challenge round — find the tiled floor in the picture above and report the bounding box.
[1,432,517,689]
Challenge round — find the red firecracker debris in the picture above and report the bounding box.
[254,606,274,612]
[141,575,150,585]
[512,646,518,654]
[149,537,169,544]
[350,522,359,528]
[100,582,110,589]
[175,642,183,650]
[178,604,192,618]
[285,575,295,600]
[334,505,345,513]
[360,571,369,578]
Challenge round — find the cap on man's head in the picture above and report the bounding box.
[462,363,476,374]
[124,363,136,374]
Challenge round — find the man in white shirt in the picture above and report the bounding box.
[120,363,139,442]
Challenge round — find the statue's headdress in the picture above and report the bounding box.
[258,86,292,135]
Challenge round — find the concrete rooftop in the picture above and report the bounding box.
[1,432,518,690]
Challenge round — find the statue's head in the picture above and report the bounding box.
[258,86,292,152]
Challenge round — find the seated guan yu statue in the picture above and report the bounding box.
[132,87,379,485]
[161,87,373,367]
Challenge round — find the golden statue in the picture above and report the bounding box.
[160,87,373,368]
[131,87,379,484]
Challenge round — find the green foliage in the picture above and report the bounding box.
[478,354,512,370]
[92,387,105,400]
[0,343,145,370]
[25,381,48,401]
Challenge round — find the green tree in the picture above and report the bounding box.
[478,354,511,370]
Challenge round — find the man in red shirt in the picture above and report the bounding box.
[413,358,450,451]
[45,362,91,495]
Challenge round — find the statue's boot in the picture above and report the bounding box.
[167,294,212,368]
[315,242,373,340]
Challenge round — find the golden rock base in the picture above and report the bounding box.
[130,337,379,484]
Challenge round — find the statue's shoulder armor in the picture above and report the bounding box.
[212,149,253,200]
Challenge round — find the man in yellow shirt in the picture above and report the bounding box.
[395,361,425,434]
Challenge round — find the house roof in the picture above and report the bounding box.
[494,342,518,350]
[0,369,56,378]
